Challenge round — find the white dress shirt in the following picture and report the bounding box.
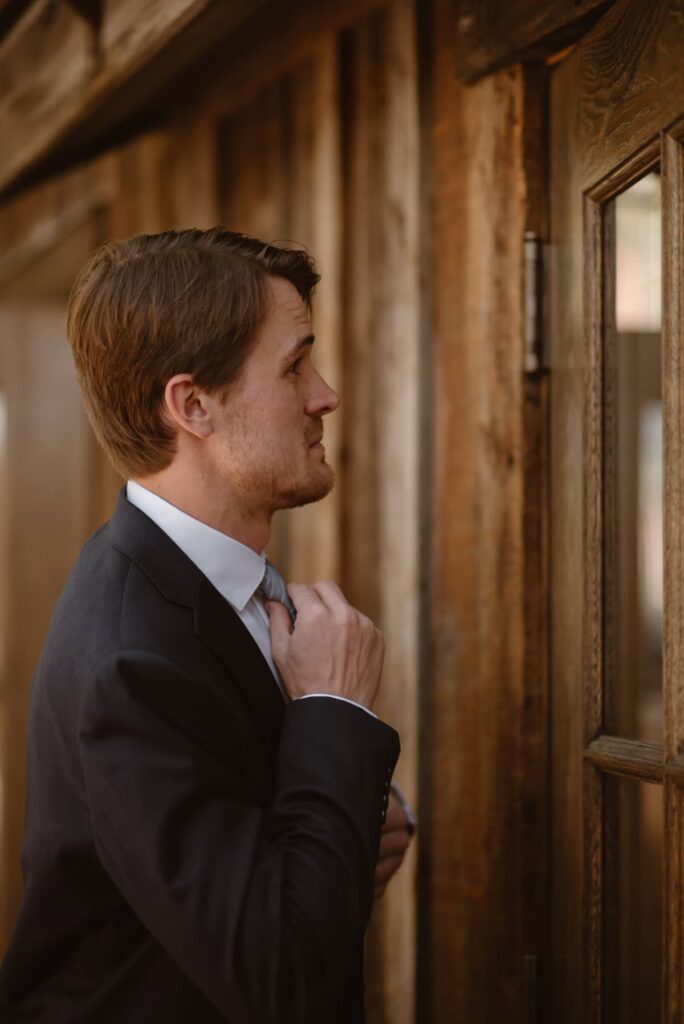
[126,481,374,717]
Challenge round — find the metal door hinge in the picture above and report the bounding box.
[523,232,549,374]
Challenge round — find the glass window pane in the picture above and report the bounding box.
[603,775,663,1022]
[604,170,663,741]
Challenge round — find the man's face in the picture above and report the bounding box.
[209,276,339,514]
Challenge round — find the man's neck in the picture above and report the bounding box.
[132,474,271,554]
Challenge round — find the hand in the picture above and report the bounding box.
[267,581,384,710]
[374,790,413,899]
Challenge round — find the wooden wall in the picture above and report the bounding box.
[0,5,422,1023]
[0,137,171,952]
[179,7,422,1020]
[0,0,557,1020]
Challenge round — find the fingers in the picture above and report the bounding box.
[309,579,350,612]
[373,854,404,897]
[285,582,325,617]
[378,827,412,861]
[284,580,355,619]
[265,601,294,659]
[382,791,409,832]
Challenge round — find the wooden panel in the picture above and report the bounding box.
[167,0,386,131]
[342,4,421,1023]
[453,0,615,83]
[0,133,176,952]
[428,0,550,1016]
[579,0,684,188]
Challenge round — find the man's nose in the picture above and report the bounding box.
[306,372,339,416]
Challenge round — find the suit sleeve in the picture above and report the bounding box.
[78,649,400,1024]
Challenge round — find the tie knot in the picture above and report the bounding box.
[258,560,297,624]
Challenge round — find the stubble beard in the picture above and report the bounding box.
[269,458,335,512]
[232,447,335,515]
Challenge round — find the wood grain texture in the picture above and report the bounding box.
[549,7,684,1021]
[453,0,616,83]
[580,0,684,188]
[429,1,550,1016]
[584,736,664,782]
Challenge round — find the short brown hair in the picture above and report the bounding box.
[67,227,320,477]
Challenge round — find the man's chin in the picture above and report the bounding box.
[275,466,335,510]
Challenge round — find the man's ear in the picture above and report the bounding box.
[163,374,213,440]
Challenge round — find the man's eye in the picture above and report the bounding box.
[289,358,303,375]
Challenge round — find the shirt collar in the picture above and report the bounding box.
[126,481,265,612]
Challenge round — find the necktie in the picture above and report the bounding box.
[258,560,297,624]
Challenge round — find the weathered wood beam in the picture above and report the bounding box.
[453,0,617,83]
[0,0,270,198]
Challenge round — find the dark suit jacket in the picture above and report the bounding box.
[0,491,400,1023]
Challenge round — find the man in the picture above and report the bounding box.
[0,228,413,1023]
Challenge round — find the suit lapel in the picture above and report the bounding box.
[109,488,286,757]
[194,580,286,757]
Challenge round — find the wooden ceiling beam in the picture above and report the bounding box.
[0,0,270,199]
[453,0,617,83]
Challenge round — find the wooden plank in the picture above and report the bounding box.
[584,736,664,782]
[0,305,95,952]
[214,75,293,576]
[0,0,270,196]
[453,0,616,83]
[662,119,684,1024]
[547,47,584,1024]
[285,39,342,585]
[428,0,550,1017]
[341,4,420,1023]
[212,41,343,586]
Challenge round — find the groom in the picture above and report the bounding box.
[0,228,412,1023]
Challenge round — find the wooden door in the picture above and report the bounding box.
[549,1,684,1020]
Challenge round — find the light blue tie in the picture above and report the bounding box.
[258,560,297,624]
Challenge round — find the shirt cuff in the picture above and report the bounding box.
[295,693,377,719]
